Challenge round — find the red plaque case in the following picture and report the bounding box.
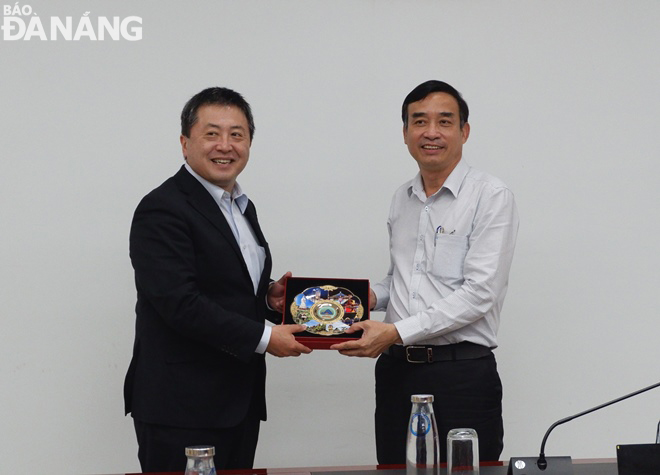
[282,277,370,349]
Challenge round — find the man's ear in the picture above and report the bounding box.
[461,122,470,143]
[180,134,188,159]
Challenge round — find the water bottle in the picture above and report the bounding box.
[406,394,440,475]
[184,445,217,475]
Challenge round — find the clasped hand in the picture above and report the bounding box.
[330,320,401,358]
[266,272,312,357]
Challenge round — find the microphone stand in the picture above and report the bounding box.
[508,380,660,474]
[537,381,660,469]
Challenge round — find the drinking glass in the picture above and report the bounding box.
[446,428,479,474]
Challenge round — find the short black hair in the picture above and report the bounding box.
[180,87,255,140]
[402,80,469,128]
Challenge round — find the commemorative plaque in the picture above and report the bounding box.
[282,277,370,349]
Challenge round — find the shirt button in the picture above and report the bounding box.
[425,206,429,212]
[412,292,416,299]
[419,235,424,242]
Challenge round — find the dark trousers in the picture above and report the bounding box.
[375,351,504,464]
[134,407,261,472]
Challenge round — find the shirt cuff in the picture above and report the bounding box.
[255,325,271,354]
[372,284,390,311]
[393,318,421,346]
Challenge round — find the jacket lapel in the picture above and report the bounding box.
[244,199,273,295]
[173,166,247,272]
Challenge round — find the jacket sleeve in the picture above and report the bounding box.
[130,191,265,363]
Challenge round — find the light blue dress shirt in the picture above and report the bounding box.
[184,163,271,353]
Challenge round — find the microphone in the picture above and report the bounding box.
[507,380,660,474]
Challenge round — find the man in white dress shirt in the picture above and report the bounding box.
[332,80,519,463]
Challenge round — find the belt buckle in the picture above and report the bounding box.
[405,346,433,363]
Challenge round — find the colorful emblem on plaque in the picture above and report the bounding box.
[290,285,365,336]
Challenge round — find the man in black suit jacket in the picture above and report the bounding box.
[124,87,311,472]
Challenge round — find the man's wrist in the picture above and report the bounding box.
[256,325,272,354]
[388,323,403,345]
[265,281,276,310]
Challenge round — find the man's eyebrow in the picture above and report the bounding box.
[203,123,246,130]
[411,111,455,119]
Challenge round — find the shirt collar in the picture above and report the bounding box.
[407,159,469,201]
[184,162,249,213]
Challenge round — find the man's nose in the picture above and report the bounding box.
[215,136,232,151]
[423,123,441,138]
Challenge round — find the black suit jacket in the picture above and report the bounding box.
[124,166,280,429]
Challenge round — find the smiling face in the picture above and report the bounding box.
[180,104,251,191]
[403,92,470,180]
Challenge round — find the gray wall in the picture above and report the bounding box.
[1,1,659,473]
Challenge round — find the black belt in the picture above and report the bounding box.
[384,342,492,363]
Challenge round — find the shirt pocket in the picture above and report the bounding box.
[431,234,469,280]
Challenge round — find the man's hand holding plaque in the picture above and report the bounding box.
[330,320,402,358]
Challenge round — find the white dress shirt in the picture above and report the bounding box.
[372,159,519,348]
[184,163,271,353]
